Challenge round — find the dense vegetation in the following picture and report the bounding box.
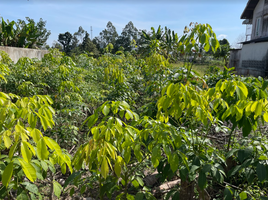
[0,23,268,200]
[0,17,50,49]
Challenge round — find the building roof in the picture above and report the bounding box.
[241,0,259,19]
[242,36,268,44]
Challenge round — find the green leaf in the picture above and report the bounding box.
[21,141,32,163]
[2,162,13,187]
[18,159,37,182]
[238,147,253,163]
[172,191,180,200]
[239,191,247,200]
[80,185,86,194]
[43,137,62,156]
[202,164,211,173]
[63,171,82,188]
[40,160,48,171]
[114,156,123,177]
[259,155,268,160]
[264,112,268,122]
[85,113,98,129]
[132,180,139,188]
[101,156,109,179]
[224,187,233,200]
[3,135,12,149]
[166,83,174,97]
[200,33,207,44]
[251,101,258,112]
[70,187,75,196]
[9,142,18,160]
[28,112,37,128]
[37,138,49,160]
[127,194,135,200]
[152,146,161,168]
[124,147,131,164]
[198,171,206,190]
[242,117,252,137]
[170,153,179,172]
[135,192,144,200]
[21,182,39,195]
[257,163,267,182]
[53,181,62,198]
[237,82,248,98]
[102,105,110,116]
[226,149,238,158]
[17,190,29,200]
[30,128,42,143]
[134,144,143,162]
[125,110,133,120]
[204,43,210,52]
[136,176,144,187]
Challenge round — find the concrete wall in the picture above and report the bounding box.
[236,41,268,77]
[0,46,48,63]
[229,49,241,70]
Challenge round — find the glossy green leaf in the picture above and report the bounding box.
[80,185,86,194]
[136,176,144,187]
[3,135,12,149]
[114,156,123,177]
[18,159,37,182]
[257,163,267,182]
[30,128,42,143]
[9,142,18,160]
[264,112,268,122]
[170,153,179,172]
[152,146,161,168]
[37,138,49,160]
[125,110,133,120]
[239,191,247,200]
[101,156,109,179]
[224,187,233,200]
[22,182,39,195]
[21,141,32,163]
[134,144,143,162]
[53,181,62,198]
[43,137,62,156]
[132,180,139,188]
[135,192,144,200]
[2,162,13,187]
[198,171,206,190]
[102,105,110,116]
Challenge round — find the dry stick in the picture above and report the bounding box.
[227,128,235,152]
[207,176,242,191]
[68,145,76,154]
[49,171,54,200]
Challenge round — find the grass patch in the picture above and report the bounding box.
[171,60,225,77]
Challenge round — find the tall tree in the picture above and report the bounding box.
[58,32,73,54]
[0,17,51,48]
[81,31,99,56]
[115,21,138,52]
[214,38,230,67]
[95,21,118,51]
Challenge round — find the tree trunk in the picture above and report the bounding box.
[179,179,195,200]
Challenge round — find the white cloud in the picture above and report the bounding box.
[217,34,227,40]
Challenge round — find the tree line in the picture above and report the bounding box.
[53,21,147,57]
[0,17,230,63]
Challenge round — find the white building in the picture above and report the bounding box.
[231,0,268,77]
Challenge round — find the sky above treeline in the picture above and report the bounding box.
[1,0,248,48]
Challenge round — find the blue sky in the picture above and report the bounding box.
[1,0,248,47]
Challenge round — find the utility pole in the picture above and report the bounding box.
[90,26,93,40]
